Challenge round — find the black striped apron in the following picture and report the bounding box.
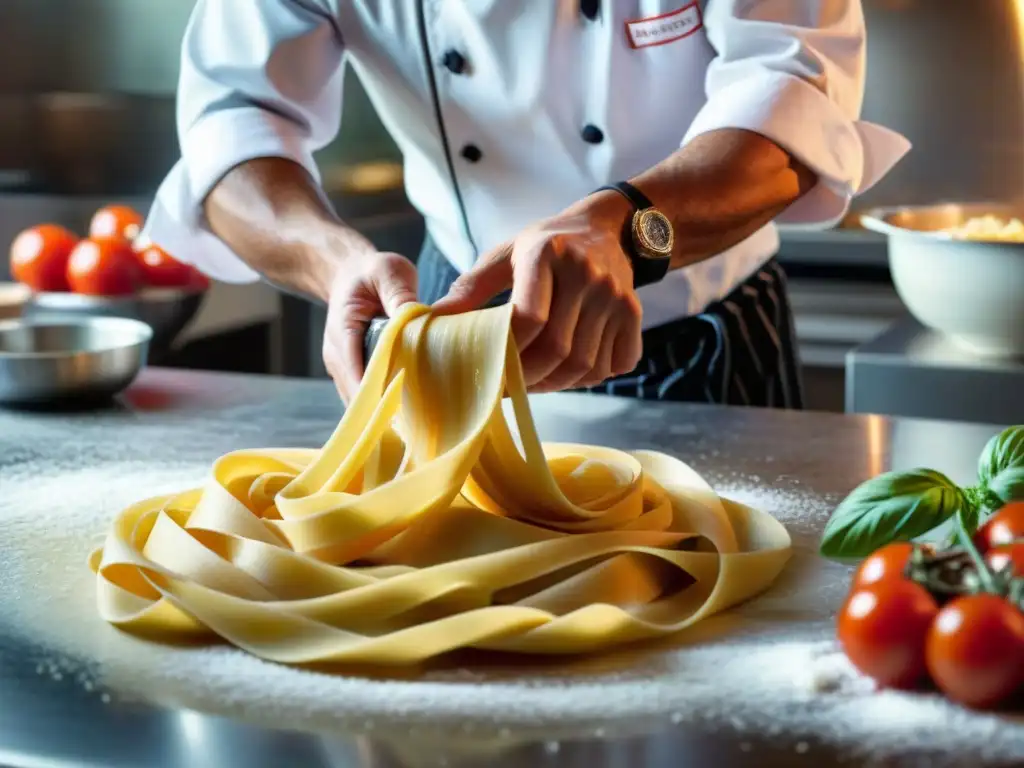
[416,237,804,409]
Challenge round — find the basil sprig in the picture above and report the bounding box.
[820,425,1023,559]
[978,427,1024,506]
[820,470,964,558]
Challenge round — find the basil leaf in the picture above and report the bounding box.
[820,469,964,558]
[988,466,1024,505]
[978,426,1024,485]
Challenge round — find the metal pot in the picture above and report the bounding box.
[0,92,178,196]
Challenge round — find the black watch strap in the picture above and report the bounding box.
[596,181,654,211]
[595,181,671,289]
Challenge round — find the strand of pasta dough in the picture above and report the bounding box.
[89,304,792,665]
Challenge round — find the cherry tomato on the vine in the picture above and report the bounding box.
[134,244,195,288]
[66,237,141,296]
[89,205,144,243]
[925,594,1024,709]
[975,502,1024,552]
[9,224,78,292]
[851,542,916,588]
[838,580,938,689]
[185,267,210,291]
[986,543,1024,578]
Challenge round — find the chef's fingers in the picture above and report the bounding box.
[326,253,416,405]
[324,319,366,405]
[371,252,419,316]
[431,243,513,315]
[518,260,585,386]
[610,303,644,376]
[530,281,612,392]
[507,237,558,354]
[573,313,620,389]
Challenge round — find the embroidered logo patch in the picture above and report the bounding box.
[625,2,704,49]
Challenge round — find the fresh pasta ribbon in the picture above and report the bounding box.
[90,304,792,665]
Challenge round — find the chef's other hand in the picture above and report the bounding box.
[324,252,417,403]
[432,200,643,392]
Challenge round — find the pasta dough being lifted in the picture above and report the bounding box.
[90,304,791,665]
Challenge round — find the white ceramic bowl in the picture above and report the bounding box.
[861,203,1024,359]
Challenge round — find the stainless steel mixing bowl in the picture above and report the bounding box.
[22,287,204,360]
[0,316,151,406]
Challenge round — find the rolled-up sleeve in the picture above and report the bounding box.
[142,0,345,282]
[682,0,910,226]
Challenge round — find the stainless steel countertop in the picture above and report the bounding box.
[847,317,1024,424]
[851,318,1024,375]
[0,369,1017,768]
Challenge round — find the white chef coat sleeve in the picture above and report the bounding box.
[681,1,911,227]
[140,0,345,282]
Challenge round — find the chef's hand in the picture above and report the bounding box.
[324,251,418,403]
[432,195,643,392]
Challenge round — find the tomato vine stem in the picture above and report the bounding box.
[955,510,1000,595]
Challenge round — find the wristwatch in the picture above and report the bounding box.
[596,181,673,288]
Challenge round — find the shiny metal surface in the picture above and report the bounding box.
[0,92,179,196]
[363,315,391,363]
[857,0,1024,209]
[0,316,150,405]
[22,287,205,359]
[847,316,1024,423]
[0,368,1018,768]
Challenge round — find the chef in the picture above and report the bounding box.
[143,0,909,406]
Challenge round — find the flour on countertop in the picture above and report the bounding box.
[710,479,843,540]
[1,461,1022,767]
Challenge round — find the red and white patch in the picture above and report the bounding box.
[625,2,704,49]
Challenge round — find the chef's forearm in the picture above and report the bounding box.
[631,128,817,269]
[203,157,376,302]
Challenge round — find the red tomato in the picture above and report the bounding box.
[186,267,210,291]
[66,238,141,296]
[986,543,1024,577]
[838,580,938,689]
[975,502,1024,552]
[926,594,1024,709]
[88,205,144,243]
[134,244,195,288]
[851,542,916,588]
[9,224,78,292]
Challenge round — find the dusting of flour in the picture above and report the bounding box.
[1,462,1022,766]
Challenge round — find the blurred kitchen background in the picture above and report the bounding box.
[1,0,1022,421]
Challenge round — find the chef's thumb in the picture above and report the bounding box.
[373,253,419,317]
[432,244,513,315]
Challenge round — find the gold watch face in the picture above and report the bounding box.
[632,208,674,259]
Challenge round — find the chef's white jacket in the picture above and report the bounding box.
[144,0,910,329]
